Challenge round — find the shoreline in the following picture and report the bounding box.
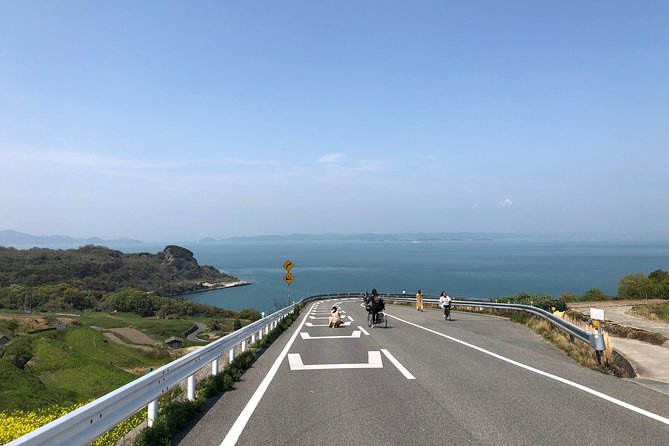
[172,280,252,297]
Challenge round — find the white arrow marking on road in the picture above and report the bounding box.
[300,331,361,339]
[288,351,383,370]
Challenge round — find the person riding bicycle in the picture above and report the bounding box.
[370,288,385,327]
[439,291,452,321]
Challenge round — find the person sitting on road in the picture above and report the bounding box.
[329,305,343,328]
[439,291,452,321]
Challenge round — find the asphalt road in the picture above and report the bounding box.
[176,299,669,446]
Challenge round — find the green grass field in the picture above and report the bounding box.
[0,309,256,411]
[78,311,197,341]
[1,326,175,411]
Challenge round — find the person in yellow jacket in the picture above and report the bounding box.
[415,289,424,312]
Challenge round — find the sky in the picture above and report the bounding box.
[1,1,668,241]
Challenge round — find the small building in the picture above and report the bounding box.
[0,335,9,345]
[56,322,66,330]
[165,336,183,349]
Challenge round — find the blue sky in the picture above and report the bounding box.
[1,1,667,241]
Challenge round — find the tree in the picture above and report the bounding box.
[581,289,608,301]
[617,273,654,299]
[649,269,669,283]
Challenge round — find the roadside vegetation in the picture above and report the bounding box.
[133,307,301,446]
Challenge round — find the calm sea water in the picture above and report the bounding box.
[35,240,664,313]
[159,240,669,313]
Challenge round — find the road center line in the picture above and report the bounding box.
[386,312,669,426]
[220,305,313,446]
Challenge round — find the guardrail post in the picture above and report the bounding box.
[589,333,605,365]
[229,347,235,363]
[211,357,219,376]
[242,340,247,352]
[187,375,196,400]
[148,399,158,427]
[251,333,256,344]
[265,325,269,335]
[259,329,263,340]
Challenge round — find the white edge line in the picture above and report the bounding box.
[358,326,370,336]
[381,349,415,379]
[385,312,669,426]
[220,305,314,445]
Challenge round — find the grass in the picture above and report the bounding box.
[78,311,197,341]
[655,303,669,323]
[630,303,669,324]
[0,326,174,411]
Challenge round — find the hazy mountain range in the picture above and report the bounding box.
[0,230,142,247]
[199,232,518,243]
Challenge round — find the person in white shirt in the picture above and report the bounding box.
[438,291,452,321]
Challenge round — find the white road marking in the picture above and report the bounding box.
[306,321,351,327]
[358,326,370,336]
[347,316,354,322]
[288,351,383,370]
[300,331,361,339]
[386,313,669,426]
[308,316,330,320]
[381,349,415,379]
[220,304,314,446]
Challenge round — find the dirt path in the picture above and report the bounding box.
[103,332,156,352]
[569,300,669,388]
[109,327,159,345]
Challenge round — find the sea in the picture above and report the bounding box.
[118,239,669,314]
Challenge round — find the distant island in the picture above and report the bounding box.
[198,232,525,243]
[0,229,142,247]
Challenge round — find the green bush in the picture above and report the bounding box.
[497,293,567,312]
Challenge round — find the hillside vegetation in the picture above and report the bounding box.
[0,244,262,411]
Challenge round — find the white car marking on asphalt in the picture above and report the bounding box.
[300,331,361,339]
[288,351,383,370]
[305,321,351,327]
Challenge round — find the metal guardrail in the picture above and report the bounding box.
[9,292,604,445]
[8,305,297,446]
[380,294,605,353]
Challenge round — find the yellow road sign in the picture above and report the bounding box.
[283,272,295,284]
[283,260,294,271]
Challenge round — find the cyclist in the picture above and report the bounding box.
[439,291,452,321]
[370,288,385,327]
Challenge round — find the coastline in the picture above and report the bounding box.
[173,280,252,297]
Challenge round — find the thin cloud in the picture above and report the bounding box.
[499,198,513,208]
[317,153,345,164]
[1,148,182,170]
[220,157,279,167]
